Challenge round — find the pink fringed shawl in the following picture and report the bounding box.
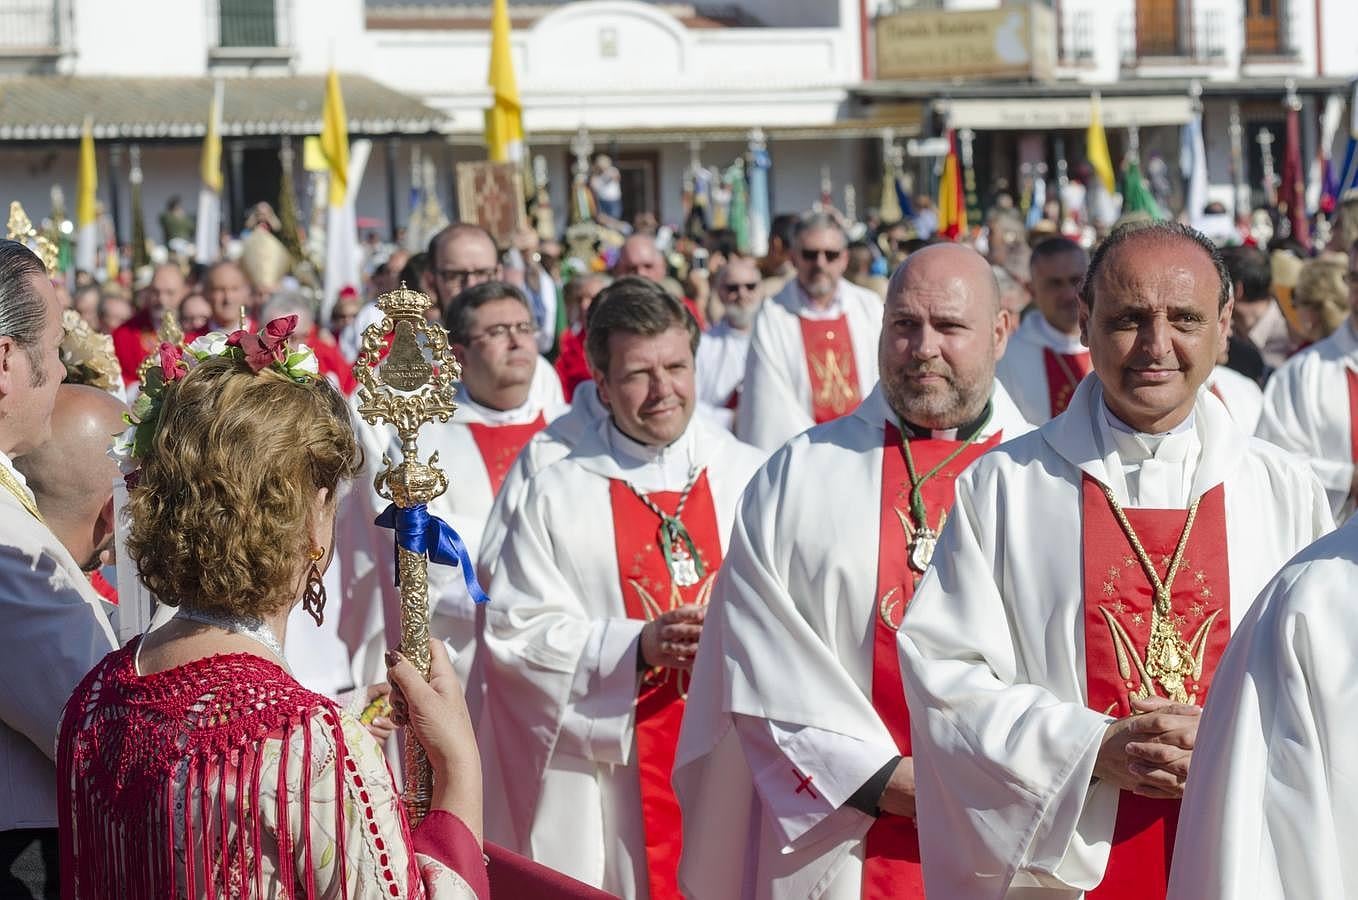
[56,639,412,899]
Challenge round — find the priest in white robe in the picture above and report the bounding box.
[414,282,564,681]
[481,277,765,898]
[997,237,1093,424]
[1165,515,1358,900]
[1204,364,1263,433]
[737,213,882,450]
[1255,243,1358,520]
[898,222,1333,900]
[477,380,606,586]
[696,258,763,433]
[673,244,1031,900]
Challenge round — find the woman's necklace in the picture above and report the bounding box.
[174,607,287,664]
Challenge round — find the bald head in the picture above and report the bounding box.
[615,235,666,282]
[879,243,1008,429]
[15,384,127,571]
[886,243,1001,318]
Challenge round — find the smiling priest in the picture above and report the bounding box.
[480,277,765,898]
[898,222,1333,899]
[673,243,1031,899]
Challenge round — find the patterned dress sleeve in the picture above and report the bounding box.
[268,708,489,899]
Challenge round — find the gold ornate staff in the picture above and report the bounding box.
[353,283,459,821]
[7,202,60,273]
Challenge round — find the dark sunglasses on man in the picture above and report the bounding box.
[800,248,842,263]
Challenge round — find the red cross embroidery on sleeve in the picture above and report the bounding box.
[792,767,818,799]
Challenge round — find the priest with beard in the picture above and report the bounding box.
[696,257,764,433]
[674,244,1031,899]
[898,222,1333,899]
[480,277,764,898]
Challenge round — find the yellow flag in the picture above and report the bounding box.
[77,117,97,227]
[320,70,349,208]
[484,0,523,162]
[1086,93,1117,195]
[201,81,223,193]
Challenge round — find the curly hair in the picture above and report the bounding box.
[126,355,361,618]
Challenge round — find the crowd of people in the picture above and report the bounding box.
[3,182,1358,900]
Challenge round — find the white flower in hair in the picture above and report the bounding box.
[285,344,320,378]
[186,331,230,361]
[109,426,137,475]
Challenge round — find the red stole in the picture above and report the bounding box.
[1042,348,1092,417]
[799,316,861,424]
[466,414,547,495]
[865,425,1001,898]
[1347,369,1358,463]
[608,474,723,900]
[1080,477,1231,899]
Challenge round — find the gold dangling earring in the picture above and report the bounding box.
[303,546,327,626]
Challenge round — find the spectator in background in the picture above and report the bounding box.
[96,293,132,335]
[158,195,193,246]
[554,273,609,402]
[71,284,100,332]
[203,261,254,332]
[1290,255,1349,348]
[112,262,188,382]
[845,239,887,299]
[992,265,1029,336]
[1222,244,1291,369]
[759,212,798,296]
[178,293,211,334]
[696,257,764,433]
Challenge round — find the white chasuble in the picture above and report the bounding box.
[409,391,562,681]
[1167,517,1358,900]
[897,378,1332,900]
[695,322,752,434]
[1256,320,1358,521]
[481,415,764,898]
[1203,366,1263,434]
[674,384,1030,900]
[736,279,882,451]
[996,312,1092,425]
[477,381,607,586]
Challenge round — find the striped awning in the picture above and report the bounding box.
[0,74,450,141]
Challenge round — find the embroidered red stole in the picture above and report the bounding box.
[799,316,861,424]
[608,474,723,900]
[1042,348,1092,417]
[1347,369,1358,463]
[864,425,1001,897]
[466,414,546,495]
[1080,477,1230,900]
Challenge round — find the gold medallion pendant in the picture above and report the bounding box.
[1143,587,1196,704]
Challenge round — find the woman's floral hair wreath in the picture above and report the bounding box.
[110,314,321,479]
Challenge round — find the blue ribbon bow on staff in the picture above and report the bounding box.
[374,503,490,605]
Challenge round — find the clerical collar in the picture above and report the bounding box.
[457,389,539,425]
[1101,403,1195,438]
[604,417,699,494]
[897,401,992,442]
[794,283,844,321]
[1031,313,1086,354]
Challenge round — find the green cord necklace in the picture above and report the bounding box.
[898,405,992,572]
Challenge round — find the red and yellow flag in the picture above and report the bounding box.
[937,129,967,240]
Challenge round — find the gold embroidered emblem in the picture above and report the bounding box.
[810,348,858,416]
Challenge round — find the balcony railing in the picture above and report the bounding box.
[1118,8,1225,66]
[0,1,59,50]
[1059,9,1096,65]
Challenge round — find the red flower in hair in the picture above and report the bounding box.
[158,343,187,382]
[227,315,298,373]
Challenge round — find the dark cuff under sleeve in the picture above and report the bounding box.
[844,755,902,817]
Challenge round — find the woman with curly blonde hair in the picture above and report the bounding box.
[1290,254,1349,347]
[55,319,488,899]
